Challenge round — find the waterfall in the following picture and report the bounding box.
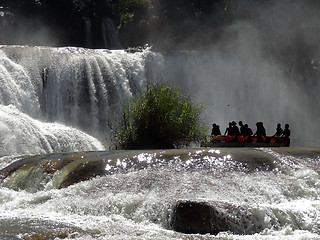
[0,44,319,156]
[0,8,13,44]
[84,18,93,48]
[0,105,103,156]
[84,17,122,49]
[102,18,122,49]
[0,50,39,116]
[0,45,152,155]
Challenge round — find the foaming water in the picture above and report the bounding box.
[0,148,320,239]
[0,45,151,155]
[0,105,104,156]
[0,45,319,239]
[0,45,319,157]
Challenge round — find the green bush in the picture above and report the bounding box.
[114,82,206,149]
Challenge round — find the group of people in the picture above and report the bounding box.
[211,121,291,142]
[273,123,291,138]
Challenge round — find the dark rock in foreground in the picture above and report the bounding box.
[171,200,229,235]
[171,200,264,235]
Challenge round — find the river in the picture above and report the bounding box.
[0,45,319,239]
[0,147,320,239]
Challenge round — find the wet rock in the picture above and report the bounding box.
[171,200,264,235]
[0,218,83,240]
[57,160,106,188]
[0,152,108,190]
[171,200,229,234]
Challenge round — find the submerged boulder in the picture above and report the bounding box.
[171,200,229,235]
[0,152,109,190]
[171,200,264,235]
[0,218,84,239]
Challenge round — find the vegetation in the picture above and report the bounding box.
[0,0,248,48]
[1,0,320,49]
[114,82,206,149]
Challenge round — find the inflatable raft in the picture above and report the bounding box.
[201,135,290,147]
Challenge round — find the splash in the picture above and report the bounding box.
[0,105,104,156]
[0,148,320,239]
[0,44,318,156]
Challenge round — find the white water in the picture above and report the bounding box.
[0,45,152,155]
[0,45,319,239]
[0,148,320,239]
[0,44,318,156]
[0,105,103,156]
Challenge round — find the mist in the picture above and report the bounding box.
[146,0,320,147]
[0,1,319,148]
[0,10,61,47]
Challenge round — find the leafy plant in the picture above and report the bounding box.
[114,82,206,149]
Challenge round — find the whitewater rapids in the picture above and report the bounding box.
[0,147,320,239]
[0,45,319,239]
[0,45,319,156]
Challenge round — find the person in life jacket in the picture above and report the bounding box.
[272,123,283,137]
[280,124,291,147]
[253,122,266,142]
[282,124,291,138]
[231,121,240,135]
[239,121,245,135]
[211,123,221,136]
[232,121,241,142]
[224,122,234,136]
[242,124,253,142]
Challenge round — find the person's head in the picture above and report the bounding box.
[277,123,281,128]
[239,121,243,126]
[212,123,216,127]
[244,124,248,128]
[285,124,289,129]
[232,121,237,126]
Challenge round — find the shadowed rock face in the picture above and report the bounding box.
[171,200,264,235]
[171,200,229,235]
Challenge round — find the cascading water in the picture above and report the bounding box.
[0,44,319,156]
[101,18,122,49]
[0,105,103,156]
[0,45,153,156]
[0,43,319,239]
[0,148,320,239]
[84,18,93,49]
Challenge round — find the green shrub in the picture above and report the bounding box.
[114,82,206,149]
